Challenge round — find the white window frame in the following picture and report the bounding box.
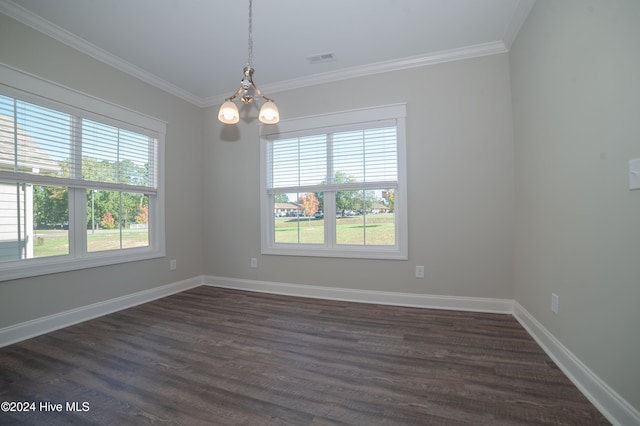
[260,104,407,260]
[0,64,166,281]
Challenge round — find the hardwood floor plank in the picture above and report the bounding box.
[0,286,609,425]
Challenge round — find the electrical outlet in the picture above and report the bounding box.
[630,158,640,190]
[415,265,425,279]
[551,293,559,315]
[170,259,177,270]
[251,257,257,268]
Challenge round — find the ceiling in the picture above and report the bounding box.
[0,0,535,107]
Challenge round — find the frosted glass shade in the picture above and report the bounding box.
[259,100,280,124]
[218,101,240,124]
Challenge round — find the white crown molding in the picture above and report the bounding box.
[513,302,640,426]
[503,0,537,49]
[202,41,508,107]
[0,0,507,109]
[1,0,532,109]
[0,0,207,107]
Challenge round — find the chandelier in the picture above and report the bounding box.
[218,0,280,124]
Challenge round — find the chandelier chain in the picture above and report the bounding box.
[247,0,253,68]
[218,0,279,124]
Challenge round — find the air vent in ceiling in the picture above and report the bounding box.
[307,52,335,64]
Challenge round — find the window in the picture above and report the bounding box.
[0,65,165,281]
[260,104,407,259]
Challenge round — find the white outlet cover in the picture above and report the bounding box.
[630,158,640,190]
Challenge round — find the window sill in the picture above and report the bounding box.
[0,247,165,282]
[262,245,407,260]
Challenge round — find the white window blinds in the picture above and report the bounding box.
[0,93,158,194]
[266,121,398,194]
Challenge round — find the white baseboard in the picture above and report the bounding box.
[203,275,514,314]
[206,275,638,425]
[513,302,640,426]
[2,273,635,426]
[0,276,203,348]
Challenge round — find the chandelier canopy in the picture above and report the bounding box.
[218,0,279,125]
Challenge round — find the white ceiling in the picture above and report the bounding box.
[0,0,535,107]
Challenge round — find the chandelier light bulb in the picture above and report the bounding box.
[259,100,280,124]
[218,100,239,124]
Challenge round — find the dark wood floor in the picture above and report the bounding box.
[0,286,608,425]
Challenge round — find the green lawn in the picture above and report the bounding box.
[33,230,149,257]
[32,231,70,257]
[275,213,395,245]
[30,214,394,257]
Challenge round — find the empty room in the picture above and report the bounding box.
[0,0,638,424]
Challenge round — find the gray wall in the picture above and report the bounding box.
[2,1,638,417]
[510,0,640,410]
[0,13,205,327]
[203,53,516,299]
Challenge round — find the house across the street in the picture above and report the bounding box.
[274,202,301,217]
[0,114,60,261]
